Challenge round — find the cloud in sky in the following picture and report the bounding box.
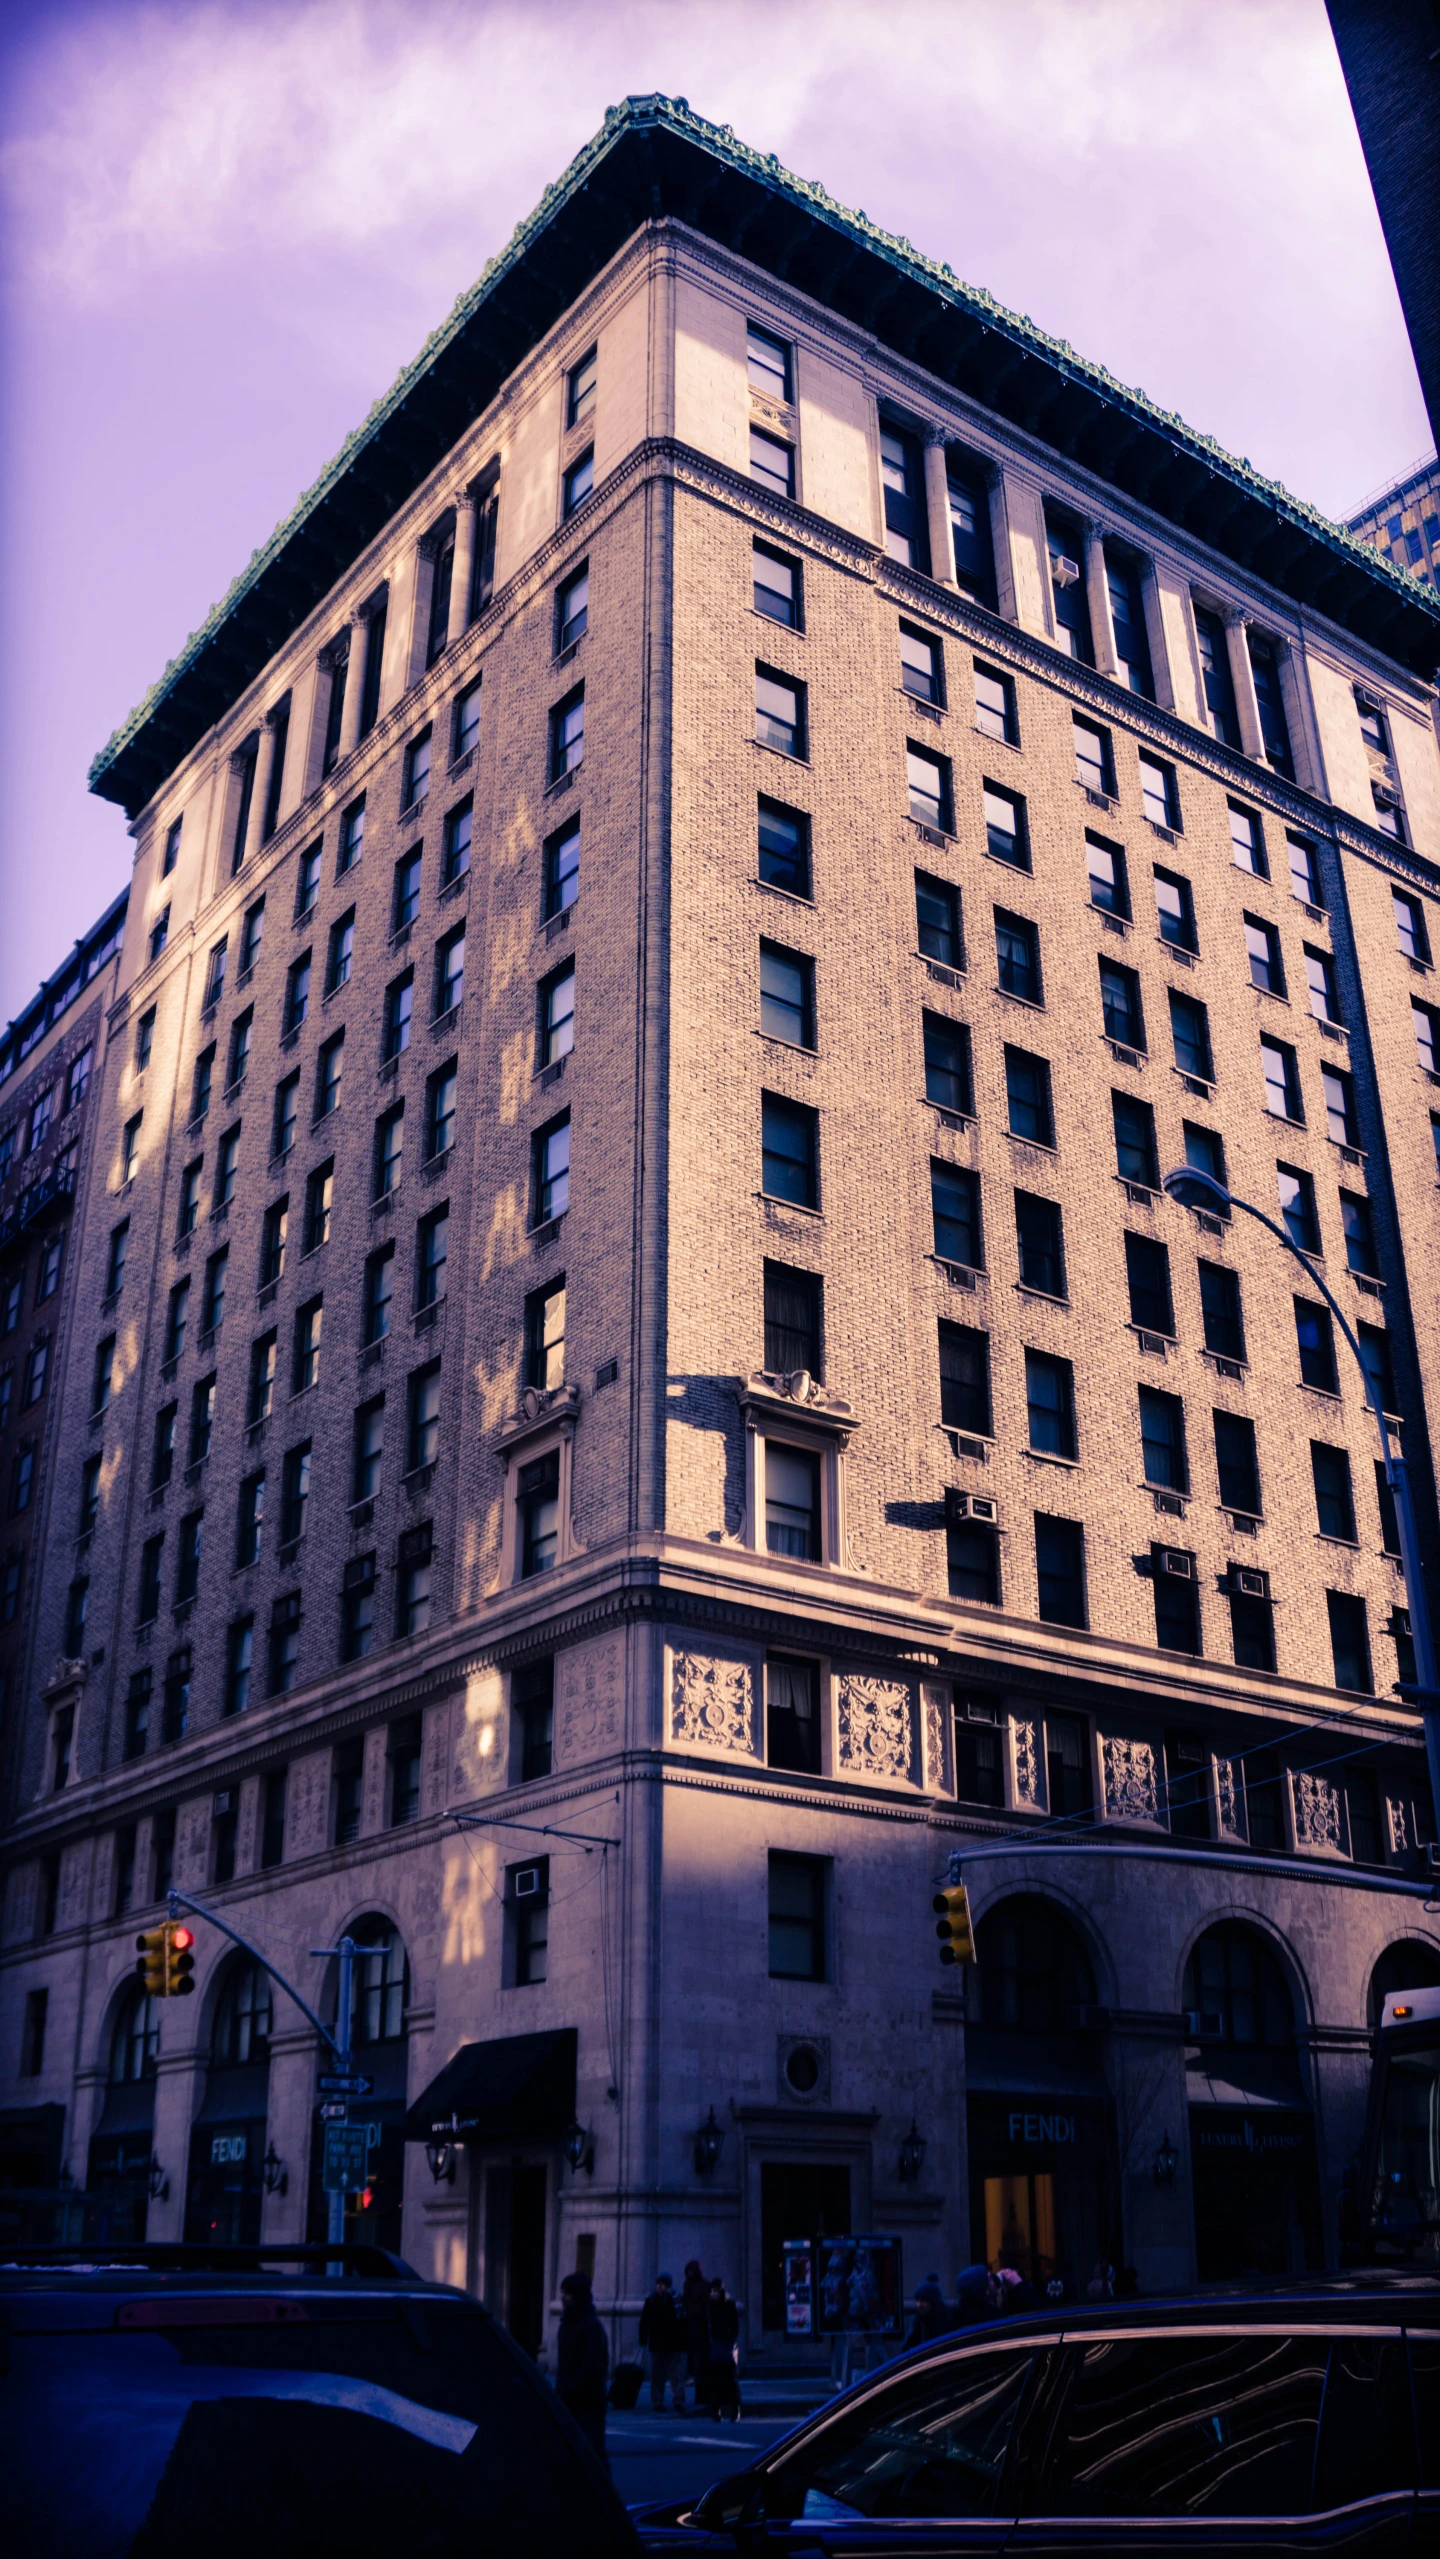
[0,0,1427,1017]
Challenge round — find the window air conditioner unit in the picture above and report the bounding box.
[946,1489,998,1526]
[1050,553,1081,589]
[970,1495,998,1524]
[1161,1550,1193,1578]
[513,1864,544,1899]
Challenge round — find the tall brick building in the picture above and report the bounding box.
[4,98,1440,2349]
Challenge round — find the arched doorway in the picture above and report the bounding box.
[966,1895,1112,2294]
[1368,1939,1440,2030]
[307,1917,410,2256]
[1184,1921,1320,2279]
[85,1987,158,2243]
[184,1958,272,2243]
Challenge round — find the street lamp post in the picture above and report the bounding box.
[1160,1164,1440,1826]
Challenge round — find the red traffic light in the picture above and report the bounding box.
[170,1926,194,1950]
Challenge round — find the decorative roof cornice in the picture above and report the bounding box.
[89,94,1440,821]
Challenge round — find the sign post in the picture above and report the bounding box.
[322,2124,371,2194]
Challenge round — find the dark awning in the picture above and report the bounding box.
[403,2028,577,2143]
[1186,2049,1307,2111]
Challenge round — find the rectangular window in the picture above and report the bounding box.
[337,799,365,875]
[1153,868,1196,951]
[392,851,422,937]
[900,622,942,704]
[1228,804,1268,877]
[1393,888,1430,962]
[1025,1348,1076,1456]
[517,1448,560,1576]
[226,1008,252,1091]
[1311,1441,1356,1540]
[510,1856,550,1986]
[149,906,170,961]
[282,953,311,1040]
[880,426,928,570]
[747,321,792,401]
[1099,960,1144,1049]
[983,782,1027,868]
[1295,1296,1338,1392]
[1168,989,1213,1081]
[1139,754,1179,831]
[568,343,597,426]
[767,1654,822,1775]
[321,652,349,777]
[1184,1121,1227,1201]
[424,1061,457,1162]
[453,679,482,768]
[259,1196,288,1290]
[163,1278,189,1364]
[121,1113,142,1183]
[940,1322,991,1435]
[1340,1189,1378,1276]
[1244,914,1285,996]
[36,1236,61,1302]
[515,1659,554,1782]
[382,971,413,1061]
[1124,1231,1174,1334]
[416,1204,448,1310]
[931,1160,981,1270]
[1277,1161,1320,1252]
[1348,1769,1383,1864]
[81,1449,103,1528]
[1072,717,1114,795]
[92,1334,115,1414]
[407,1361,441,1473]
[351,1397,384,1505]
[260,1767,286,1865]
[525,1276,567,1390]
[124,1668,151,1759]
[1260,1036,1303,1122]
[543,817,580,918]
[1327,1590,1371,1693]
[1107,552,1153,696]
[133,1010,155,1073]
[532,1111,570,1225]
[1035,1517,1087,1629]
[765,1440,821,1560]
[562,447,594,517]
[764,1263,821,1378]
[1194,606,1240,746]
[105,1222,129,1299]
[322,914,354,1001]
[20,1987,47,2076]
[362,1245,394,1347]
[915,871,961,965]
[921,1012,971,1114]
[995,909,1040,1003]
[302,1161,332,1255]
[759,799,810,898]
[246,1331,276,1426]
[1004,1044,1053,1144]
[1139,1385,1188,1489]
[1412,1001,1439,1075]
[749,427,794,497]
[295,841,321,919]
[1248,635,1293,776]
[760,1092,817,1208]
[756,666,804,758]
[973,664,1016,743]
[948,1518,1001,1606]
[359,606,386,737]
[1374,1460,1401,1557]
[340,1555,377,1662]
[1298,950,1339,1030]
[373,1103,403,1199]
[556,567,588,654]
[388,1711,424,1817]
[191,1046,214,1125]
[268,1592,302,1695]
[758,945,814,1048]
[188,1373,215,1466]
[433,926,465,1020]
[162,815,182,875]
[948,466,995,603]
[768,1850,827,1980]
[754,544,799,627]
[1154,1565,1201,1658]
[315,1031,344,1122]
[906,744,952,831]
[1288,834,1322,906]
[204,939,228,1010]
[1087,835,1128,917]
[272,1069,299,1158]
[549,686,584,779]
[177,1159,202,1240]
[137,1532,164,1625]
[1198,1261,1245,1360]
[292,1296,322,1394]
[333,1735,365,1841]
[1373,786,1406,842]
[1014,1190,1065,1297]
[236,1470,265,1568]
[441,799,472,889]
[1112,1092,1158,1187]
[1359,1323,1396,1415]
[1213,1410,1261,1515]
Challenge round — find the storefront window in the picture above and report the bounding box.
[110,1986,159,2083]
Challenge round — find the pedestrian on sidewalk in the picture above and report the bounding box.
[700,2274,741,2421]
[680,2258,709,2402]
[638,2269,686,2412]
[556,2270,610,2473]
[904,2272,950,2347]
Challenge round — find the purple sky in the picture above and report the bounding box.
[0,0,1429,1023]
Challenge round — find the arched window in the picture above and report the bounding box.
[971,1895,1097,2033]
[1185,1923,1293,2047]
[110,1986,158,2084]
[1368,1938,1440,2030]
[347,1915,408,2047]
[213,1960,272,2067]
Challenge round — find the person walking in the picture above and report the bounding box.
[680,2259,709,2403]
[700,2274,741,2420]
[904,2272,950,2348]
[951,2264,997,2327]
[638,2270,686,2412]
[556,2270,610,2472]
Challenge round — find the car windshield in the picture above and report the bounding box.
[761,2347,1033,2519]
[1370,2034,1440,2262]
[4,2294,630,2559]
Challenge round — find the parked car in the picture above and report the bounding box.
[633,2277,1440,2554]
[1,2242,640,2558]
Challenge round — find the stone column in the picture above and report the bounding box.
[447,490,478,648]
[241,713,280,870]
[337,617,366,762]
[1138,561,1176,709]
[1274,638,1317,792]
[147,2041,207,2240]
[922,431,958,589]
[1083,523,1119,677]
[1223,609,1268,761]
[262,2025,317,2241]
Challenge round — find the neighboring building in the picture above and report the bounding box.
[1346,451,1440,591]
[1326,0,1440,455]
[3,98,1440,2345]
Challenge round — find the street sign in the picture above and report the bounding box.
[318,2100,348,2123]
[322,2123,370,2192]
[317,2072,373,2096]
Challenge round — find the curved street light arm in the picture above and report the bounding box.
[166,1884,342,2059]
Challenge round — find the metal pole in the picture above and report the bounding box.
[326,1936,355,2272]
[167,1886,340,2054]
[1160,1165,1440,1826]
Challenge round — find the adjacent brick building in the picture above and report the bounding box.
[3,98,1440,2349]
[1347,451,1440,592]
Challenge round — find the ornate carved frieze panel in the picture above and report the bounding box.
[1291,1770,1344,1855]
[1214,1757,1245,1843]
[921,1682,953,1795]
[670,1652,756,1756]
[1386,1794,1410,1857]
[557,1631,625,1764]
[1101,1736,1160,1826]
[836,1676,913,1783]
[1011,1717,1044,1810]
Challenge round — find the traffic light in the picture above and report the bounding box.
[933,1880,975,1967]
[135,1927,168,1995]
[165,1924,196,1996]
